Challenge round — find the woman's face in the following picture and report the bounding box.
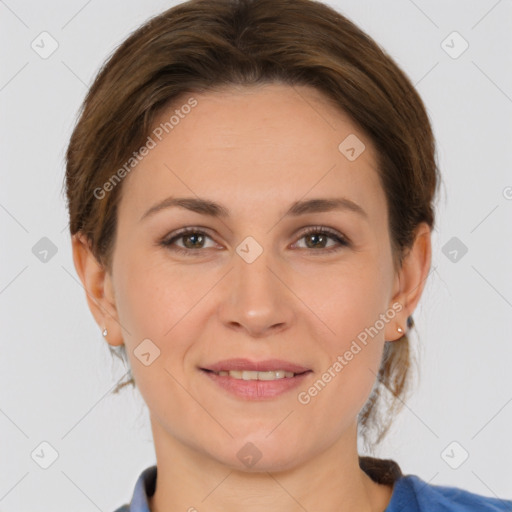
[93,83,414,470]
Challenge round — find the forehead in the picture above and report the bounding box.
[117,83,387,224]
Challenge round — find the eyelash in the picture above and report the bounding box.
[160,225,350,256]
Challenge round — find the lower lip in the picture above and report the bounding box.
[201,370,312,400]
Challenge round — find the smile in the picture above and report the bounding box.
[201,368,312,399]
[211,370,300,380]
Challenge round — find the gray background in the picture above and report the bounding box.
[1,0,511,510]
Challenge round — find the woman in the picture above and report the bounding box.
[65,0,512,510]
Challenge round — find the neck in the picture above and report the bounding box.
[147,419,394,512]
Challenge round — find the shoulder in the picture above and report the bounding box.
[390,474,512,512]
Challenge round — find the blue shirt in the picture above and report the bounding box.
[113,459,512,512]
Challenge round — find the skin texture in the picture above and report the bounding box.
[73,83,431,512]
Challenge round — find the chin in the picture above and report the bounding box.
[212,436,308,474]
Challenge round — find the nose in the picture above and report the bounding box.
[217,246,295,338]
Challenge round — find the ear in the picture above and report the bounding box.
[385,222,432,341]
[71,233,124,347]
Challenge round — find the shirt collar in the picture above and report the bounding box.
[127,465,157,512]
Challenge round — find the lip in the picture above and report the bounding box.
[201,358,311,373]
[201,369,312,400]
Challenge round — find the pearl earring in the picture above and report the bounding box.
[397,326,404,334]
[102,328,108,337]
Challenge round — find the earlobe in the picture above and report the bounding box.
[71,233,124,346]
[386,222,432,341]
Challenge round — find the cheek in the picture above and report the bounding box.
[305,260,388,392]
[305,258,388,339]
[112,259,198,424]
[111,259,172,381]
[113,254,209,380]
[114,251,189,336]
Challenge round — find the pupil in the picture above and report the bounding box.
[307,233,325,248]
[185,233,203,248]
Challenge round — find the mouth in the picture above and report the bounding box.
[201,368,311,381]
[200,357,312,376]
[199,358,313,399]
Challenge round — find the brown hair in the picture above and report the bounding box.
[64,0,439,448]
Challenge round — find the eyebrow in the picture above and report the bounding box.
[139,196,368,222]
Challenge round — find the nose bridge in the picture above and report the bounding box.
[236,240,275,295]
[234,239,280,308]
[219,238,293,335]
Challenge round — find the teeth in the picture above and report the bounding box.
[215,370,296,380]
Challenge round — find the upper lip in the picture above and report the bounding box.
[202,358,311,374]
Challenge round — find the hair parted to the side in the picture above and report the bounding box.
[64,0,439,449]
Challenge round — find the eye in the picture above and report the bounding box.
[160,225,350,256]
[160,227,217,255]
[293,226,350,253]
